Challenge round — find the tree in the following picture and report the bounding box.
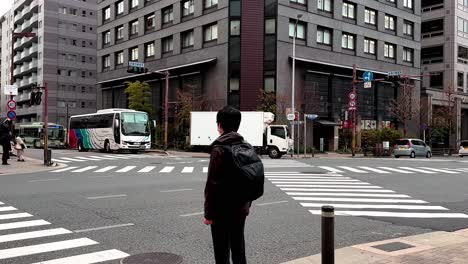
[431,87,457,148]
[387,78,419,136]
[257,90,277,114]
[124,81,153,116]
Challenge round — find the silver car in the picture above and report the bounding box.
[394,139,432,158]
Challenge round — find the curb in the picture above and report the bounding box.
[0,156,65,176]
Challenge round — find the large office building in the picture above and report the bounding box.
[0,0,98,125]
[97,0,421,151]
[420,0,468,146]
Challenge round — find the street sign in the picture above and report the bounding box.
[7,111,16,120]
[3,85,18,95]
[287,114,295,121]
[305,114,318,120]
[348,92,357,101]
[128,61,145,68]
[363,71,373,82]
[7,100,16,110]
[387,71,402,76]
[364,81,372,89]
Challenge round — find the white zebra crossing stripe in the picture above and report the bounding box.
[398,167,436,174]
[160,166,175,173]
[203,167,208,173]
[88,156,115,160]
[378,167,414,174]
[0,228,72,244]
[266,176,352,179]
[60,157,86,162]
[309,210,468,218]
[0,238,98,260]
[0,206,17,212]
[271,181,370,185]
[358,166,390,174]
[103,155,132,159]
[318,166,345,173]
[94,166,117,172]
[280,188,395,193]
[0,220,50,231]
[31,249,130,264]
[417,167,459,174]
[0,213,32,220]
[276,184,382,188]
[338,166,368,173]
[74,157,101,161]
[182,167,194,173]
[268,178,359,182]
[116,166,136,173]
[72,166,98,173]
[138,166,156,173]
[285,192,409,198]
[51,159,71,163]
[293,197,427,203]
[300,203,448,210]
[52,167,78,173]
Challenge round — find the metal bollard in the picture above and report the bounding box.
[321,205,335,264]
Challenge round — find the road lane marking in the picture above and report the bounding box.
[74,157,101,161]
[60,157,86,162]
[318,166,345,173]
[280,188,395,193]
[0,213,32,220]
[72,166,98,173]
[417,167,459,174]
[0,228,72,243]
[358,167,390,174]
[182,167,194,173]
[51,159,71,163]
[74,223,134,233]
[0,220,50,231]
[300,203,448,210]
[398,167,436,174]
[180,212,204,217]
[203,167,208,173]
[116,166,136,173]
[338,166,368,173]
[276,184,382,188]
[266,173,342,176]
[309,210,468,218]
[256,200,289,206]
[160,166,175,173]
[0,238,98,260]
[160,189,193,193]
[286,192,409,198]
[266,176,352,179]
[87,194,127,200]
[103,155,132,159]
[378,167,414,174]
[138,166,156,173]
[28,179,61,183]
[94,166,117,172]
[0,206,17,212]
[293,197,427,203]
[52,167,78,172]
[271,181,370,185]
[268,178,358,182]
[31,249,130,264]
[88,155,116,160]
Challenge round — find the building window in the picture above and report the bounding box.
[205,0,218,9]
[130,47,138,61]
[70,8,78,16]
[230,20,241,36]
[289,20,305,39]
[182,0,194,17]
[59,7,67,14]
[162,36,174,53]
[403,47,413,62]
[130,0,139,9]
[458,72,464,88]
[103,31,110,45]
[290,0,306,4]
[82,10,86,17]
[317,0,332,12]
[385,15,396,31]
[403,21,414,36]
[204,23,218,42]
[341,33,354,50]
[82,40,86,47]
[145,14,155,31]
[116,1,124,15]
[264,77,275,93]
[342,2,355,19]
[182,30,194,48]
[103,55,110,69]
[162,6,174,24]
[116,25,124,41]
[364,8,376,25]
[404,0,413,9]
[458,17,468,39]
[364,38,376,54]
[317,27,331,45]
[116,51,124,65]
[458,45,468,63]
[145,42,155,57]
[103,6,110,21]
[265,19,276,34]
[430,72,443,87]
[384,43,396,58]
[130,20,138,35]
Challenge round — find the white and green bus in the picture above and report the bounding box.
[68,109,152,153]
[17,123,67,148]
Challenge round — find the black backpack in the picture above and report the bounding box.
[218,141,265,202]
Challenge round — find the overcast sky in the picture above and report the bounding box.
[0,0,14,17]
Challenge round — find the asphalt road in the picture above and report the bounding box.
[0,150,467,263]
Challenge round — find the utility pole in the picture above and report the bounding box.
[351,65,357,157]
[163,71,170,151]
[291,14,303,157]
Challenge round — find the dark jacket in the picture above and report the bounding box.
[204,132,251,220]
[0,120,11,145]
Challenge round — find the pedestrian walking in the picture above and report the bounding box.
[0,118,12,165]
[204,106,264,264]
[14,136,26,162]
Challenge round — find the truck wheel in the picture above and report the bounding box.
[268,147,281,159]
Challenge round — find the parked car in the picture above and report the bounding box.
[459,140,468,157]
[394,139,432,158]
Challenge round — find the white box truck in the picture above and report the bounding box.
[190,111,292,159]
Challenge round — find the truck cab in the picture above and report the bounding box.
[265,125,292,159]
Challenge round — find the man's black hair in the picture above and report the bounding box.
[216,106,241,133]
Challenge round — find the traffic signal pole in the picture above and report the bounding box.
[163,71,169,151]
[43,83,51,166]
[352,65,357,157]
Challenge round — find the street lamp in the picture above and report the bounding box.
[291,14,303,157]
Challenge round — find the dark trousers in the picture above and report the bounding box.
[2,143,9,164]
[210,215,247,264]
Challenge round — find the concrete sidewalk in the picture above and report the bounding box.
[0,153,62,175]
[283,228,468,264]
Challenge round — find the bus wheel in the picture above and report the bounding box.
[104,141,111,153]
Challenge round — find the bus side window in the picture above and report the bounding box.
[114,114,120,144]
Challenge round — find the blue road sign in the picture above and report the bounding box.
[7,111,16,120]
[363,71,374,82]
[306,114,318,120]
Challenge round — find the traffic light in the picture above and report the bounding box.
[29,91,42,106]
[127,66,149,74]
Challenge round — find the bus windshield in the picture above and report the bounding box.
[48,127,65,140]
[121,112,149,136]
